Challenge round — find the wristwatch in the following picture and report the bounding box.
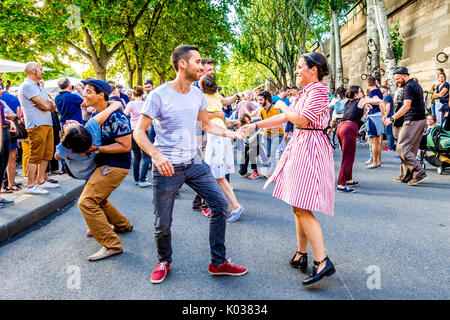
[94,145,100,152]
[389,116,395,122]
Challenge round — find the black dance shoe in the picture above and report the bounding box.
[289,251,308,273]
[302,256,335,286]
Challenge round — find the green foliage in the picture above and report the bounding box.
[389,20,404,63]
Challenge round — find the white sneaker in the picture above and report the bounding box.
[25,185,49,195]
[138,181,153,188]
[39,181,60,189]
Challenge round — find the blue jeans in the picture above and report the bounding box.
[266,134,284,158]
[385,123,396,150]
[131,130,151,183]
[152,157,229,265]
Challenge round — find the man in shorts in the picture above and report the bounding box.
[18,62,60,195]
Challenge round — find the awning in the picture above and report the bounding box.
[0,59,54,73]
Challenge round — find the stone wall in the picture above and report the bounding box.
[322,0,450,98]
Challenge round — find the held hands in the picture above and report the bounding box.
[383,117,393,127]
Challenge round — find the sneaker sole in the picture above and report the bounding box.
[337,189,356,193]
[209,270,248,276]
[409,176,428,185]
[151,272,169,284]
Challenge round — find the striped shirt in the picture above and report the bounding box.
[141,83,208,164]
[265,81,335,216]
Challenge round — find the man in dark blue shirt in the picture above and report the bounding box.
[381,85,395,150]
[54,78,84,126]
[116,84,131,105]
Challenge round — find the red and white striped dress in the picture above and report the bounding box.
[265,81,335,217]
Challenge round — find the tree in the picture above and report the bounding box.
[373,0,397,91]
[366,0,381,81]
[235,0,312,88]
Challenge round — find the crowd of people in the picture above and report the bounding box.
[0,46,448,287]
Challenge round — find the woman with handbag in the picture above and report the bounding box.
[242,52,336,286]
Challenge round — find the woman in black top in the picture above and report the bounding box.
[432,73,449,125]
[336,86,384,192]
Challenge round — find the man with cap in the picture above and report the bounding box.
[77,79,133,261]
[383,67,427,185]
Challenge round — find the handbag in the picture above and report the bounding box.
[10,118,28,139]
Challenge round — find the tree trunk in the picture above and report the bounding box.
[329,19,336,90]
[373,0,397,92]
[332,10,343,88]
[136,66,143,86]
[366,0,381,82]
[158,72,165,85]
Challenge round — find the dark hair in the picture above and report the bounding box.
[171,45,199,72]
[89,84,109,101]
[290,86,299,90]
[438,73,447,80]
[367,76,377,87]
[58,78,70,90]
[144,79,153,85]
[239,114,251,126]
[133,86,144,97]
[301,52,329,81]
[335,86,346,99]
[380,84,390,91]
[437,68,445,73]
[427,114,436,122]
[201,58,214,65]
[258,91,272,103]
[280,86,289,92]
[199,75,217,94]
[62,125,93,154]
[346,85,362,99]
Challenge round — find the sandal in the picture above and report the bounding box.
[8,185,22,191]
[0,187,13,194]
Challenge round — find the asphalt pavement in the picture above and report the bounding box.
[0,143,449,300]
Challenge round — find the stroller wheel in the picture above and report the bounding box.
[437,166,444,175]
[421,161,426,170]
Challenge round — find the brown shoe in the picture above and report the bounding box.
[88,246,123,261]
[407,174,428,186]
[394,177,407,183]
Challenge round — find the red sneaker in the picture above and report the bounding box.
[150,261,170,284]
[208,259,248,276]
[382,147,390,152]
[202,208,212,218]
[248,171,260,180]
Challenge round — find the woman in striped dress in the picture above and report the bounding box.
[242,52,335,286]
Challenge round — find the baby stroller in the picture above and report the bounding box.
[419,125,450,175]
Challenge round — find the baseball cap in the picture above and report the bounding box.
[393,67,409,75]
[81,79,113,97]
[144,79,154,86]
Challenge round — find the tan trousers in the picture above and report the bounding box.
[78,165,132,251]
[21,140,31,177]
[397,119,426,180]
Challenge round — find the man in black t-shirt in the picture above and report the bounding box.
[383,67,427,185]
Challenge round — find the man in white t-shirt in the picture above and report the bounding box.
[133,45,248,285]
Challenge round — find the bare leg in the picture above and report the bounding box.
[27,163,38,188]
[216,178,240,211]
[294,207,327,273]
[6,149,17,188]
[292,207,308,261]
[36,160,48,185]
